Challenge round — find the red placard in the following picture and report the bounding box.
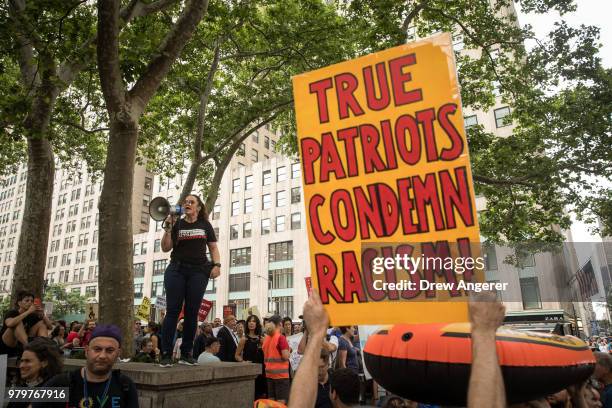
[223,304,236,318]
[305,277,313,296]
[198,299,214,321]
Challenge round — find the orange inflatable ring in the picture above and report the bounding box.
[364,323,595,405]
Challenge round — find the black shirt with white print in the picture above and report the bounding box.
[171,217,217,264]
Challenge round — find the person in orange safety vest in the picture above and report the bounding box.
[263,314,291,404]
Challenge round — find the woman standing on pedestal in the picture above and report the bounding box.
[159,194,220,366]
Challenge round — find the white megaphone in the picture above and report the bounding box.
[149,197,183,221]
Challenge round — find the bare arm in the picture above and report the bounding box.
[338,349,347,368]
[4,305,36,328]
[235,337,246,362]
[323,338,337,353]
[467,291,506,408]
[207,241,221,279]
[297,329,308,355]
[281,348,290,361]
[288,292,329,408]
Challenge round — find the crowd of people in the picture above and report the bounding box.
[1,192,611,407]
[2,290,612,407]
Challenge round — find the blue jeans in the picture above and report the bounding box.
[161,261,210,356]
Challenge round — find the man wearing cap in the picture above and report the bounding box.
[263,314,291,404]
[32,325,139,408]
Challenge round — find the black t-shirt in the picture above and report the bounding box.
[0,309,41,338]
[32,369,139,408]
[171,218,217,264]
[315,381,332,408]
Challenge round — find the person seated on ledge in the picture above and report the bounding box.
[0,291,51,357]
[131,338,155,363]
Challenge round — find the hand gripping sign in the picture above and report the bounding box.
[292,33,484,325]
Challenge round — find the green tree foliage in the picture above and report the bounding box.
[139,0,356,207]
[330,0,612,245]
[43,283,88,320]
[0,296,12,318]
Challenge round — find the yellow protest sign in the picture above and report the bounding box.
[292,33,483,325]
[136,297,151,321]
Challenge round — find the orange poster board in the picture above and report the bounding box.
[292,33,484,325]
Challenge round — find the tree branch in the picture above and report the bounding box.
[59,0,179,88]
[128,0,210,116]
[401,0,428,36]
[202,100,292,162]
[57,120,109,134]
[194,40,221,162]
[422,5,520,101]
[97,0,126,114]
[473,174,535,188]
[8,0,43,90]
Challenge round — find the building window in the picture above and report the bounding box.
[144,177,153,190]
[232,178,241,193]
[291,213,301,230]
[261,218,271,235]
[520,277,542,310]
[262,170,271,186]
[154,239,161,252]
[245,175,253,190]
[268,296,293,318]
[269,241,293,262]
[264,136,270,149]
[141,242,147,255]
[262,194,271,210]
[231,201,240,216]
[252,132,259,143]
[205,279,217,294]
[276,191,286,207]
[277,166,287,182]
[464,115,478,128]
[517,251,536,268]
[229,273,250,292]
[232,299,249,320]
[494,106,511,128]
[243,222,252,238]
[86,286,96,297]
[134,262,145,278]
[151,281,164,297]
[452,31,464,51]
[276,215,285,232]
[244,198,253,214]
[237,143,245,156]
[291,187,300,204]
[484,245,498,271]
[269,268,293,289]
[213,204,221,220]
[230,224,239,240]
[251,149,258,162]
[134,283,144,298]
[153,259,167,276]
[230,247,251,266]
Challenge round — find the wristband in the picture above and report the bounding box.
[212,262,221,268]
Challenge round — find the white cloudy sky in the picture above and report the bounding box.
[515,1,611,242]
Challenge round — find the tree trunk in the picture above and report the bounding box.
[179,159,201,204]
[204,151,234,213]
[12,137,55,299]
[11,83,58,300]
[98,118,139,357]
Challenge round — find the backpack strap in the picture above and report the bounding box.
[112,369,133,396]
